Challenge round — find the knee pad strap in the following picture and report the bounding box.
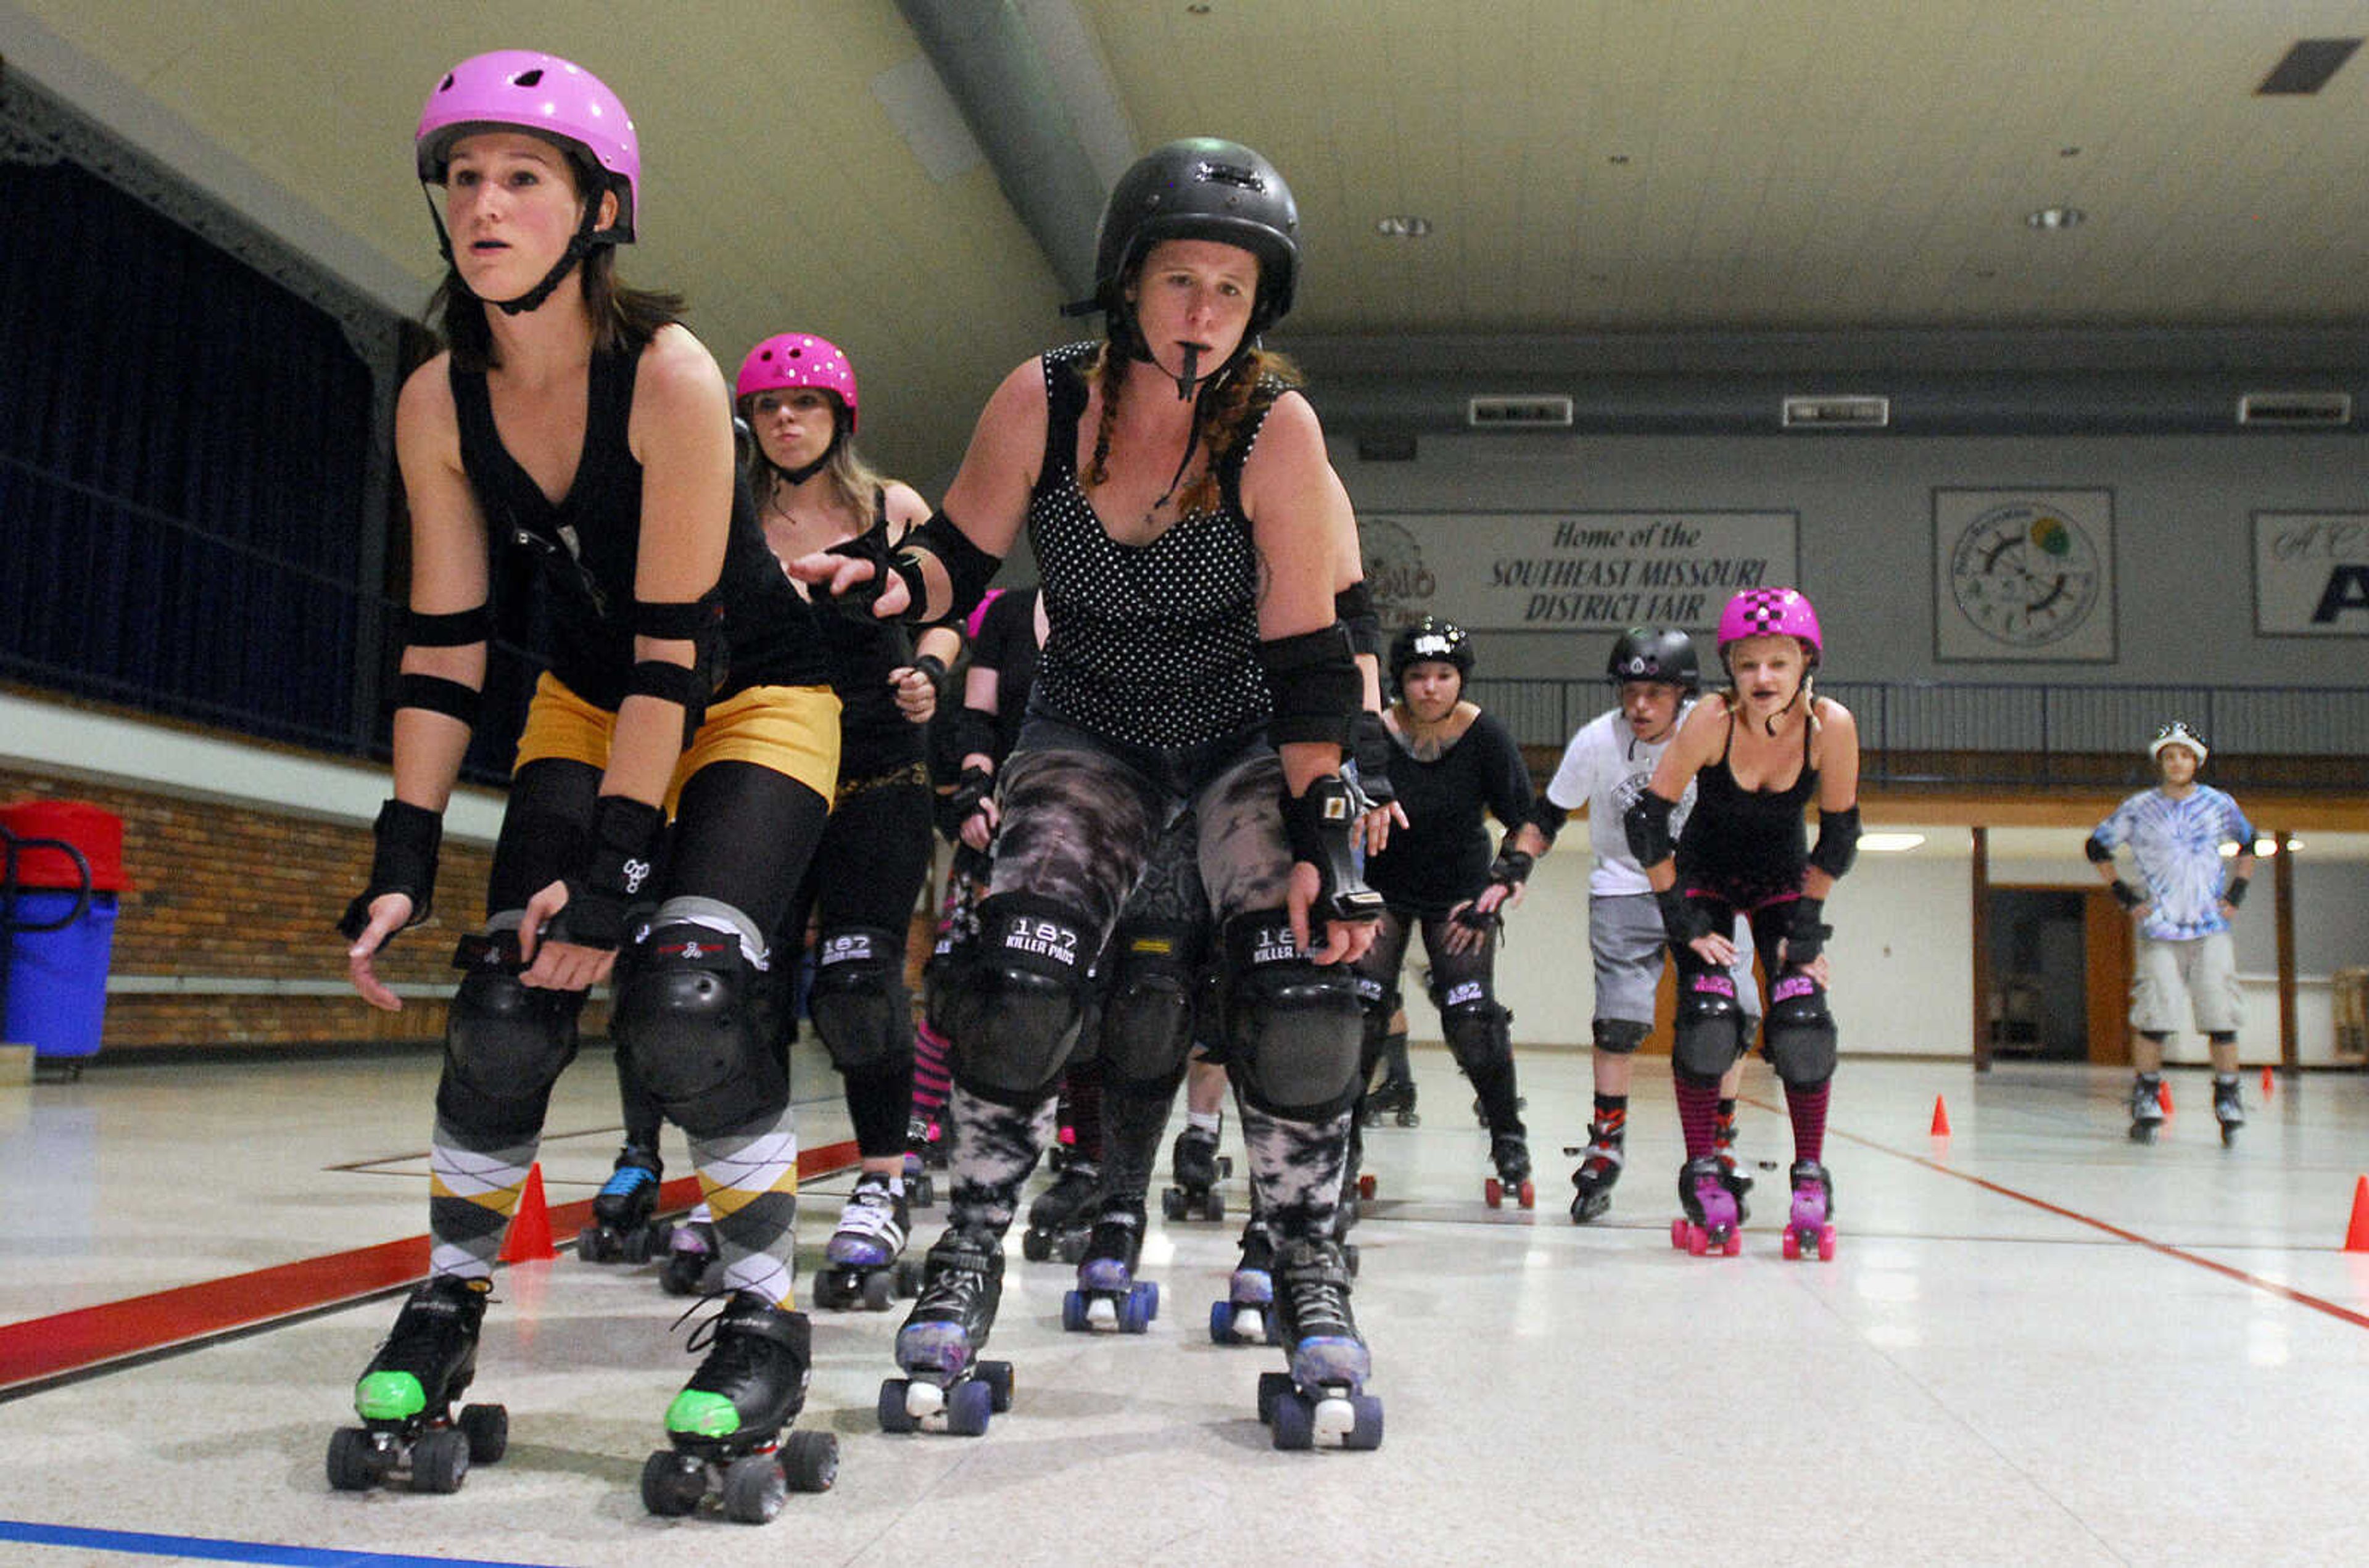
[808,925,912,1075]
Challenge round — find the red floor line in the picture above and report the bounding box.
[0,1138,861,1394]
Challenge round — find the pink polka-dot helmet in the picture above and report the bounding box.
[735,333,859,434]
[1716,587,1822,670]
[416,51,640,242]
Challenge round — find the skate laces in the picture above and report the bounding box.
[598,1164,657,1199]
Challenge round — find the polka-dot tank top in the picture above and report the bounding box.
[1027,341,1286,748]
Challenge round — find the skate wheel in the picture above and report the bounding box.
[457,1402,508,1465]
[812,1273,845,1312]
[1218,1155,1235,1179]
[1721,1229,1742,1258]
[1783,1228,1801,1261]
[1121,1282,1157,1334]
[1020,1227,1052,1263]
[1161,1187,1186,1222]
[893,1258,926,1298]
[1484,1177,1503,1209]
[1817,1225,1837,1263]
[326,1426,384,1492]
[410,1427,469,1494]
[861,1269,895,1311]
[642,1449,706,1516]
[782,1429,838,1493]
[1671,1217,1690,1250]
[980,1359,1015,1413]
[721,1452,788,1523]
[1518,1180,1536,1211]
[1256,1370,1294,1426]
[1358,1173,1377,1200]
[1210,1300,1235,1343]
[946,1377,994,1437]
[1345,1393,1385,1451]
[1204,1190,1226,1223]
[877,1379,919,1434]
[1271,1390,1316,1450]
[1399,1111,1420,1128]
[1684,1223,1708,1257]
[576,1224,610,1261]
[1061,1289,1089,1334]
[621,1224,658,1265]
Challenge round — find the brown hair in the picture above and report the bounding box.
[740,395,896,534]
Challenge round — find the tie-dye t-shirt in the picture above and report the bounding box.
[2091,785,2255,941]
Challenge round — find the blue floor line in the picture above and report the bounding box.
[0,1519,560,1568]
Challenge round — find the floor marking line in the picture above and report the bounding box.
[0,1517,561,1567]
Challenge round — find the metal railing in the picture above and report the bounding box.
[1470,677,2369,791]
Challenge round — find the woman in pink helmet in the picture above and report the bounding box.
[331,51,841,1515]
[1621,587,1863,1262]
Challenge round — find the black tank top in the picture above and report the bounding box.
[820,489,924,777]
[1025,342,1284,748]
[450,343,832,710]
[1676,708,1817,908]
[1363,711,1537,915]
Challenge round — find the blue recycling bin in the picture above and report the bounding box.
[2,801,129,1063]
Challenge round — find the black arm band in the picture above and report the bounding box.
[1785,896,1829,966]
[1624,791,1677,868]
[2111,880,2145,910]
[336,798,444,941]
[627,658,705,711]
[935,764,995,843]
[953,706,1000,765]
[908,510,1003,624]
[1489,849,1536,888]
[913,651,952,700]
[1334,582,1381,658]
[2225,877,2249,909]
[1350,710,1395,806]
[1259,624,1362,748]
[1808,804,1861,881]
[392,673,484,729]
[1531,790,1568,847]
[400,603,494,647]
[631,595,724,643]
[2083,835,2116,865]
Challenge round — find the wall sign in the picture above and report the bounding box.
[1932,487,2116,662]
[1353,510,1799,633]
[2253,512,2369,637]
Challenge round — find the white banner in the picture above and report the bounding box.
[1354,511,1798,632]
[2253,511,2369,637]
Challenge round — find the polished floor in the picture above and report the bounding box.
[2,1041,2366,1568]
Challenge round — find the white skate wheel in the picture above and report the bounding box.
[904,1380,945,1421]
[1313,1395,1357,1440]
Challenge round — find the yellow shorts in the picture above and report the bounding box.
[513,673,841,814]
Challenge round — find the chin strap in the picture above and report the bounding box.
[422,184,607,319]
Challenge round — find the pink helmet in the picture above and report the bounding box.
[735,334,859,433]
[1716,587,1822,669]
[416,52,640,242]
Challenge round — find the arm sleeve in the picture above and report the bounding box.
[1477,714,1540,831]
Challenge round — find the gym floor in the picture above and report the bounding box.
[2,1041,2364,1567]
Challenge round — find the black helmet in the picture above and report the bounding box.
[1389,617,1474,695]
[1606,627,1700,693]
[1081,138,1300,336]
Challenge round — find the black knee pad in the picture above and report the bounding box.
[1220,910,1364,1120]
[437,936,582,1138]
[1672,970,1746,1084]
[1441,998,1514,1079]
[613,923,785,1139]
[1099,919,1202,1090]
[947,893,1093,1107]
[1763,970,1837,1088]
[1593,1018,1651,1055]
[808,925,913,1076]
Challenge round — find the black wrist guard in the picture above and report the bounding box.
[545,796,666,952]
[1350,710,1397,806]
[2111,880,2145,910]
[1489,849,1536,889]
[2224,877,2249,909]
[912,652,953,706]
[337,799,444,941]
[935,764,994,843]
[1280,776,1385,925]
[1655,885,1711,951]
[819,519,928,622]
[1785,896,1829,967]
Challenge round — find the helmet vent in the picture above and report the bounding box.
[1197,160,1265,192]
[511,68,545,88]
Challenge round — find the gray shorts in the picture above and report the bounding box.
[2131,931,2243,1036]
[1589,893,1760,1040]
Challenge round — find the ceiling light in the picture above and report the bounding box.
[1858,833,1926,853]
[2025,207,2085,230]
[1375,215,1432,237]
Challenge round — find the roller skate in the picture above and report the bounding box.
[1484,1128,1535,1210]
[1782,1160,1837,1262]
[1062,1205,1160,1334]
[906,1112,949,1173]
[812,1172,922,1311]
[1566,1119,1626,1224]
[2213,1076,2246,1145]
[660,1208,721,1298]
[1019,1158,1099,1263]
[1162,1122,1231,1221]
[1362,1075,1419,1128]
[328,1274,506,1495]
[2127,1074,2165,1144]
[577,1144,666,1264]
[1714,1110,1754,1215]
[1210,1218,1280,1346]
[879,1227,1014,1436]
[1255,1237,1382,1451]
[902,1115,940,1208]
[1671,1153,1743,1257]
[641,1294,837,1522]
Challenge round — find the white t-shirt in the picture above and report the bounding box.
[1545,703,1699,897]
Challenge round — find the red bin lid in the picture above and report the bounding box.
[0,800,131,892]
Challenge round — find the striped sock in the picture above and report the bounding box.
[428,1121,537,1281]
[1786,1081,1831,1165]
[693,1111,800,1308]
[1674,1080,1720,1160]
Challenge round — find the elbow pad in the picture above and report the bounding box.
[1531,790,1568,848]
[2083,835,2115,865]
[1808,805,1861,881]
[1624,791,1677,868]
[1334,581,1381,659]
[1260,624,1362,748]
[908,511,1003,624]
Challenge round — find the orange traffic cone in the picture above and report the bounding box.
[2345,1177,2369,1254]
[2262,1064,2275,1099]
[1930,1096,1952,1137]
[500,1163,557,1263]
[2158,1079,2173,1116]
